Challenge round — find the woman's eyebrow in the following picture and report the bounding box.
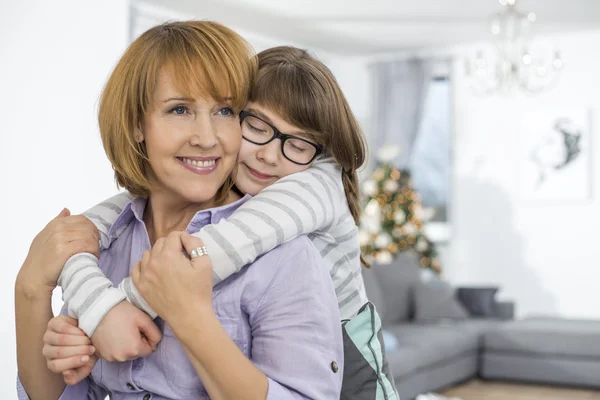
[162,97,193,103]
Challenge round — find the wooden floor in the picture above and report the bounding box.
[442,380,600,400]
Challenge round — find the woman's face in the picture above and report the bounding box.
[138,68,241,205]
[236,102,317,196]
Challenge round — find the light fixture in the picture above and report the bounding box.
[465,0,563,94]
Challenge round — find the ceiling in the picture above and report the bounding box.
[140,0,600,55]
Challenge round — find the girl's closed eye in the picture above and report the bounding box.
[288,140,310,153]
[248,122,267,134]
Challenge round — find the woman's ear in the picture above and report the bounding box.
[135,125,144,143]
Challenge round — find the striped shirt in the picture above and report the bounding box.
[58,157,368,336]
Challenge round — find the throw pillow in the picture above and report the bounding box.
[341,302,399,400]
[370,251,421,324]
[414,277,469,322]
[456,287,499,317]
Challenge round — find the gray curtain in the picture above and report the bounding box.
[367,58,433,173]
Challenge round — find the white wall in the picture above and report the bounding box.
[328,29,600,320]
[0,0,129,397]
[446,29,600,319]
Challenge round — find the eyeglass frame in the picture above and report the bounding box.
[239,110,323,166]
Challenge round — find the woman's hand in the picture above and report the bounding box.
[17,208,100,295]
[42,316,97,386]
[131,231,213,324]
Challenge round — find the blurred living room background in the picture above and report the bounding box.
[2,0,600,399]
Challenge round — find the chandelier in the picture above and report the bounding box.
[465,0,563,94]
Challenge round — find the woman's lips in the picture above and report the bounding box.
[244,164,275,180]
[177,157,219,174]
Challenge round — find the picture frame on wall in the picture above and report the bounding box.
[519,108,592,202]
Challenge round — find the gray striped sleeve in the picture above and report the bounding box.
[125,278,139,308]
[68,271,107,299]
[233,208,285,244]
[334,227,359,244]
[202,224,246,280]
[61,254,99,289]
[279,178,328,225]
[261,187,318,228]
[229,219,264,255]
[308,171,336,231]
[337,288,361,310]
[335,212,355,228]
[335,269,361,296]
[312,163,341,190]
[320,243,337,258]
[124,278,157,318]
[76,281,112,316]
[330,249,361,278]
[248,197,304,235]
[96,200,125,214]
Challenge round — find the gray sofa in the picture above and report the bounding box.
[364,252,600,399]
[362,252,514,400]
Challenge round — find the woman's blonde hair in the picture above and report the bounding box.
[99,21,256,202]
[250,46,368,261]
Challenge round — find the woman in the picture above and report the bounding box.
[15,21,343,399]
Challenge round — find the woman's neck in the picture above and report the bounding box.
[143,190,240,245]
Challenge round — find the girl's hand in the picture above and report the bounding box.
[18,208,100,294]
[131,231,213,325]
[42,316,97,385]
[91,300,162,362]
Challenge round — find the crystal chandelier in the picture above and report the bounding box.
[465,0,563,94]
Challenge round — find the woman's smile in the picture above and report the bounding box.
[177,156,220,175]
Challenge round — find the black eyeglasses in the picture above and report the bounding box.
[239,110,322,165]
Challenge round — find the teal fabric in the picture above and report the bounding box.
[341,302,399,399]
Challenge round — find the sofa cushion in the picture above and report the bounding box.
[385,322,481,378]
[453,319,506,336]
[414,277,469,322]
[484,317,600,359]
[370,251,421,324]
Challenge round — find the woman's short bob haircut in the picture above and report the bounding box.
[99,21,256,199]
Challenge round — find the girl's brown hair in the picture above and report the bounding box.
[250,46,367,239]
[98,21,256,202]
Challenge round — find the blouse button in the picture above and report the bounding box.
[126,383,136,390]
[143,394,152,400]
[331,361,339,373]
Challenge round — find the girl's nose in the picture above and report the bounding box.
[256,139,281,165]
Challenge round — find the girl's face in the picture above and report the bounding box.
[236,102,319,195]
[138,68,241,206]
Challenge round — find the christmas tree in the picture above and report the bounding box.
[360,154,441,274]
